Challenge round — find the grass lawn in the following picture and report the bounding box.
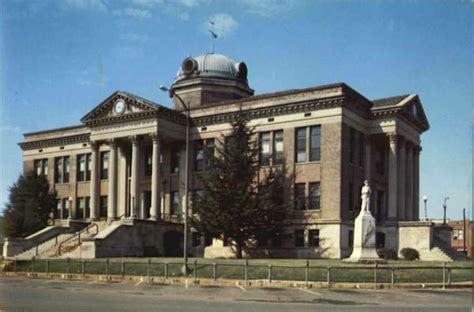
[4,258,472,284]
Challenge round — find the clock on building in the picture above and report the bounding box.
[114,99,125,114]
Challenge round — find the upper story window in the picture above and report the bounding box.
[54,156,70,184]
[294,183,306,210]
[100,151,109,180]
[296,125,321,163]
[259,132,271,166]
[34,159,48,177]
[273,130,284,165]
[295,128,307,162]
[194,138,215,172]
[171,145,180,174]
[310,126,321,161]
[77,153,92,182]
[308,182,321,210]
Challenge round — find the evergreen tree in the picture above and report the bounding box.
[191,114,290,258]
[3,171,56,238]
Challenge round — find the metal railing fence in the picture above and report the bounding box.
[1,257,471,289]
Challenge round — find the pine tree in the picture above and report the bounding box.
[3,171,57,238]
[191,114,289,258]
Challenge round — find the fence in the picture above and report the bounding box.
[1,258,471,289]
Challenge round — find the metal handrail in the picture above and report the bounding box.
[58,223,99,255]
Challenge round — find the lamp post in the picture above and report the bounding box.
[423,195,428,221]
[160,85,190,275]
[68,197,73,220]
[442,197,449,226]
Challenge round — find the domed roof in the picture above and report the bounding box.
[174,53,248,84]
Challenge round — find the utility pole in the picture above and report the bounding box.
[463,208,467,255]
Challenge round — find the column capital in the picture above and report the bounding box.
[107,138,117,147]
[89,140,100,150]
[387,132,398,145]
[414,145,422,155]
[130,135,140,145]
[150,132,162,143]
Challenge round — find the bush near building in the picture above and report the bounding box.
[400,248,420,261]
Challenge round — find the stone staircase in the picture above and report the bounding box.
[56,222,108,258]
[420,242,467,262]
[15,233,75,259]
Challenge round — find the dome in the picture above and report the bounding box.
[174,53,248,84]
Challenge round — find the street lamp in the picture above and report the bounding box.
[160,85,191,275]
[442,197,449,226]
[422,195,428,221]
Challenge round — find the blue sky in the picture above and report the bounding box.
[0,0,472,220]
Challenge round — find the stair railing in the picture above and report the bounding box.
[58,223,99,256]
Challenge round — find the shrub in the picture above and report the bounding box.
[377,248,398,260]
[400,248,420,261]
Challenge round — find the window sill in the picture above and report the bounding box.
[295,160,321,165]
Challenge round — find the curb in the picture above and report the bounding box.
[1,272,471,290]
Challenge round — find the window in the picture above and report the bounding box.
[308,182,321,210]
[171,191,180,215]
[99,196,108,218]
[55,199,61,219]
[295,128,306,162]
[294,183,306,210]
[205,139,215,169]
[145,151,152,177]
[77,154,92,181]
[77,197,85,219]
[453,229,464,240]
[273,130,284,165]
[194,140,204,171]
[259,132,271,165]
[54,156,70,184]
[100,152,109,180]
[34,159,48,177]
[85,196,91,219]
[376,232,385,248]
[310,126,321,161]
[308,229,320,247]
[294,230,304,247]
[171,145,180,174]
[62,198,70,219]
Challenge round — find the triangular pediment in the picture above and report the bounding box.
[400,95,430,131]
[81,91,160,125]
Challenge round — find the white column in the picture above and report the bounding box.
[405,143,414,220]
[398,137,406,221]
[150,133,161,220]
[130,135,140,219]
[413,146,421,221]
[387,133,398,220]
[90,141,99,220]
[107,139,117,221]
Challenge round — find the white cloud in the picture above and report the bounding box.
[61,0,108,12]
[240,0,296,17]
[205,14,238,38]
[118,46,144,58]
[0,125,21,133]
[119,33,149,43]
[175,0,198,8]
[112,7,151,19]
[131,0,163,8]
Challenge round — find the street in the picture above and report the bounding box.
[0,277,471,311]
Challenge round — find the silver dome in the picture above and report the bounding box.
[174,53,248,84]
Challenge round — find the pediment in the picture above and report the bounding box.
[400,96,430,131]
[81,91,159,125]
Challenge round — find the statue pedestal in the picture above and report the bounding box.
[344,210,384,263]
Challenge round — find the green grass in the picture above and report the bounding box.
[3,258,472,284]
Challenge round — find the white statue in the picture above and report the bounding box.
[361,180,371,212]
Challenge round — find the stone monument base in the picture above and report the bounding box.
[344,210,385,263]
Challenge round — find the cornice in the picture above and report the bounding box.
[192,96,346,126]
[19,133,90,151]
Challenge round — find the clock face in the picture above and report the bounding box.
[114,99,125,114]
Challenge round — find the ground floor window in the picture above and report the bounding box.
[99,196,108,218]
[376,232,385,248]
[294,230,304,247]
[308,229,320,247]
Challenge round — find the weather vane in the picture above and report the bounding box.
[209,20,218,54]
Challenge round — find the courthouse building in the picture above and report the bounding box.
[5,53,441,260]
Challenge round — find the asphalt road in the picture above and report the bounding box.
[0,277,471,311]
